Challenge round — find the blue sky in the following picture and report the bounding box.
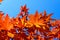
[0,0,60,19]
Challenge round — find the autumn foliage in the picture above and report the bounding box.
[0,5,60,40]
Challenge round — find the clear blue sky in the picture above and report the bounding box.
[0,0,60,19]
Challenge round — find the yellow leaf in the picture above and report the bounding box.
[7,32,14,38]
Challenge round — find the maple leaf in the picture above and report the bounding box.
[20,5,29,13]
[2,14,14,30]
[28,11,45,28]
[16,17,24,28]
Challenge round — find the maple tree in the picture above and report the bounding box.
[0,5,60,40]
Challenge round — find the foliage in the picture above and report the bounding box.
[0,5,60,40]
